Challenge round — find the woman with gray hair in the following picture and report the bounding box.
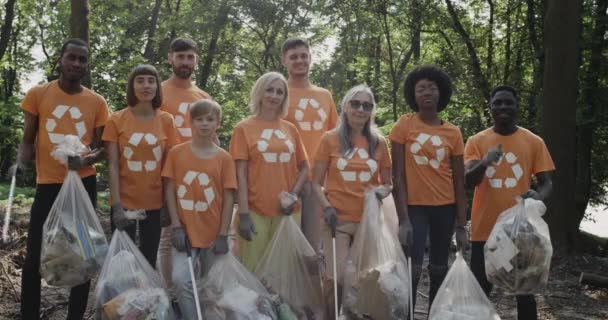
[312,84,393,316]
[229,71,309,271]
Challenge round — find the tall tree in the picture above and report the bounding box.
[574,0,608,242]
[541,0,582,248]
[143,0,163,61]
[70,0,91,88]
[0,0,16,62]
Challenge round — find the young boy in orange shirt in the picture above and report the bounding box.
[162,99,236,319]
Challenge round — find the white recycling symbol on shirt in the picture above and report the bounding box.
[123,133,162,172]
[257,129,295,163]
[178,171,215,212]
[46,105,87,144]
[410,133,446,169]
[174,102,192,138]
[294,98,327,131]
[485,151,523,188]
[336,147,378,182]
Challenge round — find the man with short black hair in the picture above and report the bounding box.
[281,38,338,251]
[18,38,109,319]
[464,85,555,320]
[157,37,211,293]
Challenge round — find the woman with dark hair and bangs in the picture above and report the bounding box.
[102,64,178,266]
[389,65,468,310]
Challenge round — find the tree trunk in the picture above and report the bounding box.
[143,0,162,61]
[541,0,581,249]
[70,0,91,88]
[503,0,512,84]
[574,0,608,242]
[486,0,494,80]
[198,0,230,89]
[0,0,16,62]
[526,0,544,130]
[411,0,421,63]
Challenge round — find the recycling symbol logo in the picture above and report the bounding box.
[177,171,215,212]
[336,147,378,182]
[123,133,162,172]
[410,133,445,169]
[293,98,327,131]
[174,102,192,138]
[256,129,295,163]
[46,105,87,144]
[485,151,523,188]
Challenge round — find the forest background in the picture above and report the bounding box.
[0,0,606,253]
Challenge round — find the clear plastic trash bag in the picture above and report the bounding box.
[429,253,501,320]
[40,136,108,287]
[485,198,553,295]
[255,216,324,319]
[342,190,410,320]
[94,230,174,319]
[199,253,278,320]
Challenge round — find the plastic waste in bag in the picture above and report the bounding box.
[429,253,501,320]
[94,230,174,319]
[199,253,278,320]
[342,190,410,320]
[255,216,324,319]
[485,198,553,295]
[40,135,108,288]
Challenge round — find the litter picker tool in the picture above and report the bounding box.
[185,235,203,320]
[403,244,414,320]
[2,168,17,242]
[332,226,339,320]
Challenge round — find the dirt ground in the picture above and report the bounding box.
[0,204,606,320]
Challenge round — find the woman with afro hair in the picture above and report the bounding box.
[388,65,468,310]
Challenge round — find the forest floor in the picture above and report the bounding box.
[0,188,606,320]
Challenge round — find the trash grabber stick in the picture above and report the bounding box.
[408,254,413,320]
[332,228,339,320]
[185,236,203,320]
[2,171,16,242]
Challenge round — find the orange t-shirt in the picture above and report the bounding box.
[20,81,110,184]
[284,85,338,158]
[388,113,464,205]
[102,108,178,210]
[229,117,308,217]
[314,131,392,222]
[160,79,211,142]
[464,127,555,241]
[162,143,237,248]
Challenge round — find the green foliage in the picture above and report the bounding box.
[0,0,605,224]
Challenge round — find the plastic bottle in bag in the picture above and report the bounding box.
[484,198,553,295]
[93,230,174,319]
[429,253,501,320]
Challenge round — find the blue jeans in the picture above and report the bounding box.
[407,204,456,309]
[471,241,537,320]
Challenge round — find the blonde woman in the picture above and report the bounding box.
[229,72,309,271]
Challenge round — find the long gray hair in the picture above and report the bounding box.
[336,84,381,158]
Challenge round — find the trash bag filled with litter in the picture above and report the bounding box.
[485,198,553,295]
[342,190,410,320]
[429,252,501,320]
[40,135,108,288]
[94,230,173,319]
[255,215,324,319]
[199,253,278,320]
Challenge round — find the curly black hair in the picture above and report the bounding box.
[490,85,518,101]
[403,65,453,112]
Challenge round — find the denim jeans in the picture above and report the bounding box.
[471,241,538,320]
[407,204,456,309]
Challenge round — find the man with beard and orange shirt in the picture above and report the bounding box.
[157,37,211,293]
[281,38,338,251]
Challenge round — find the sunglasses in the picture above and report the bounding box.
[349,99,374,112]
